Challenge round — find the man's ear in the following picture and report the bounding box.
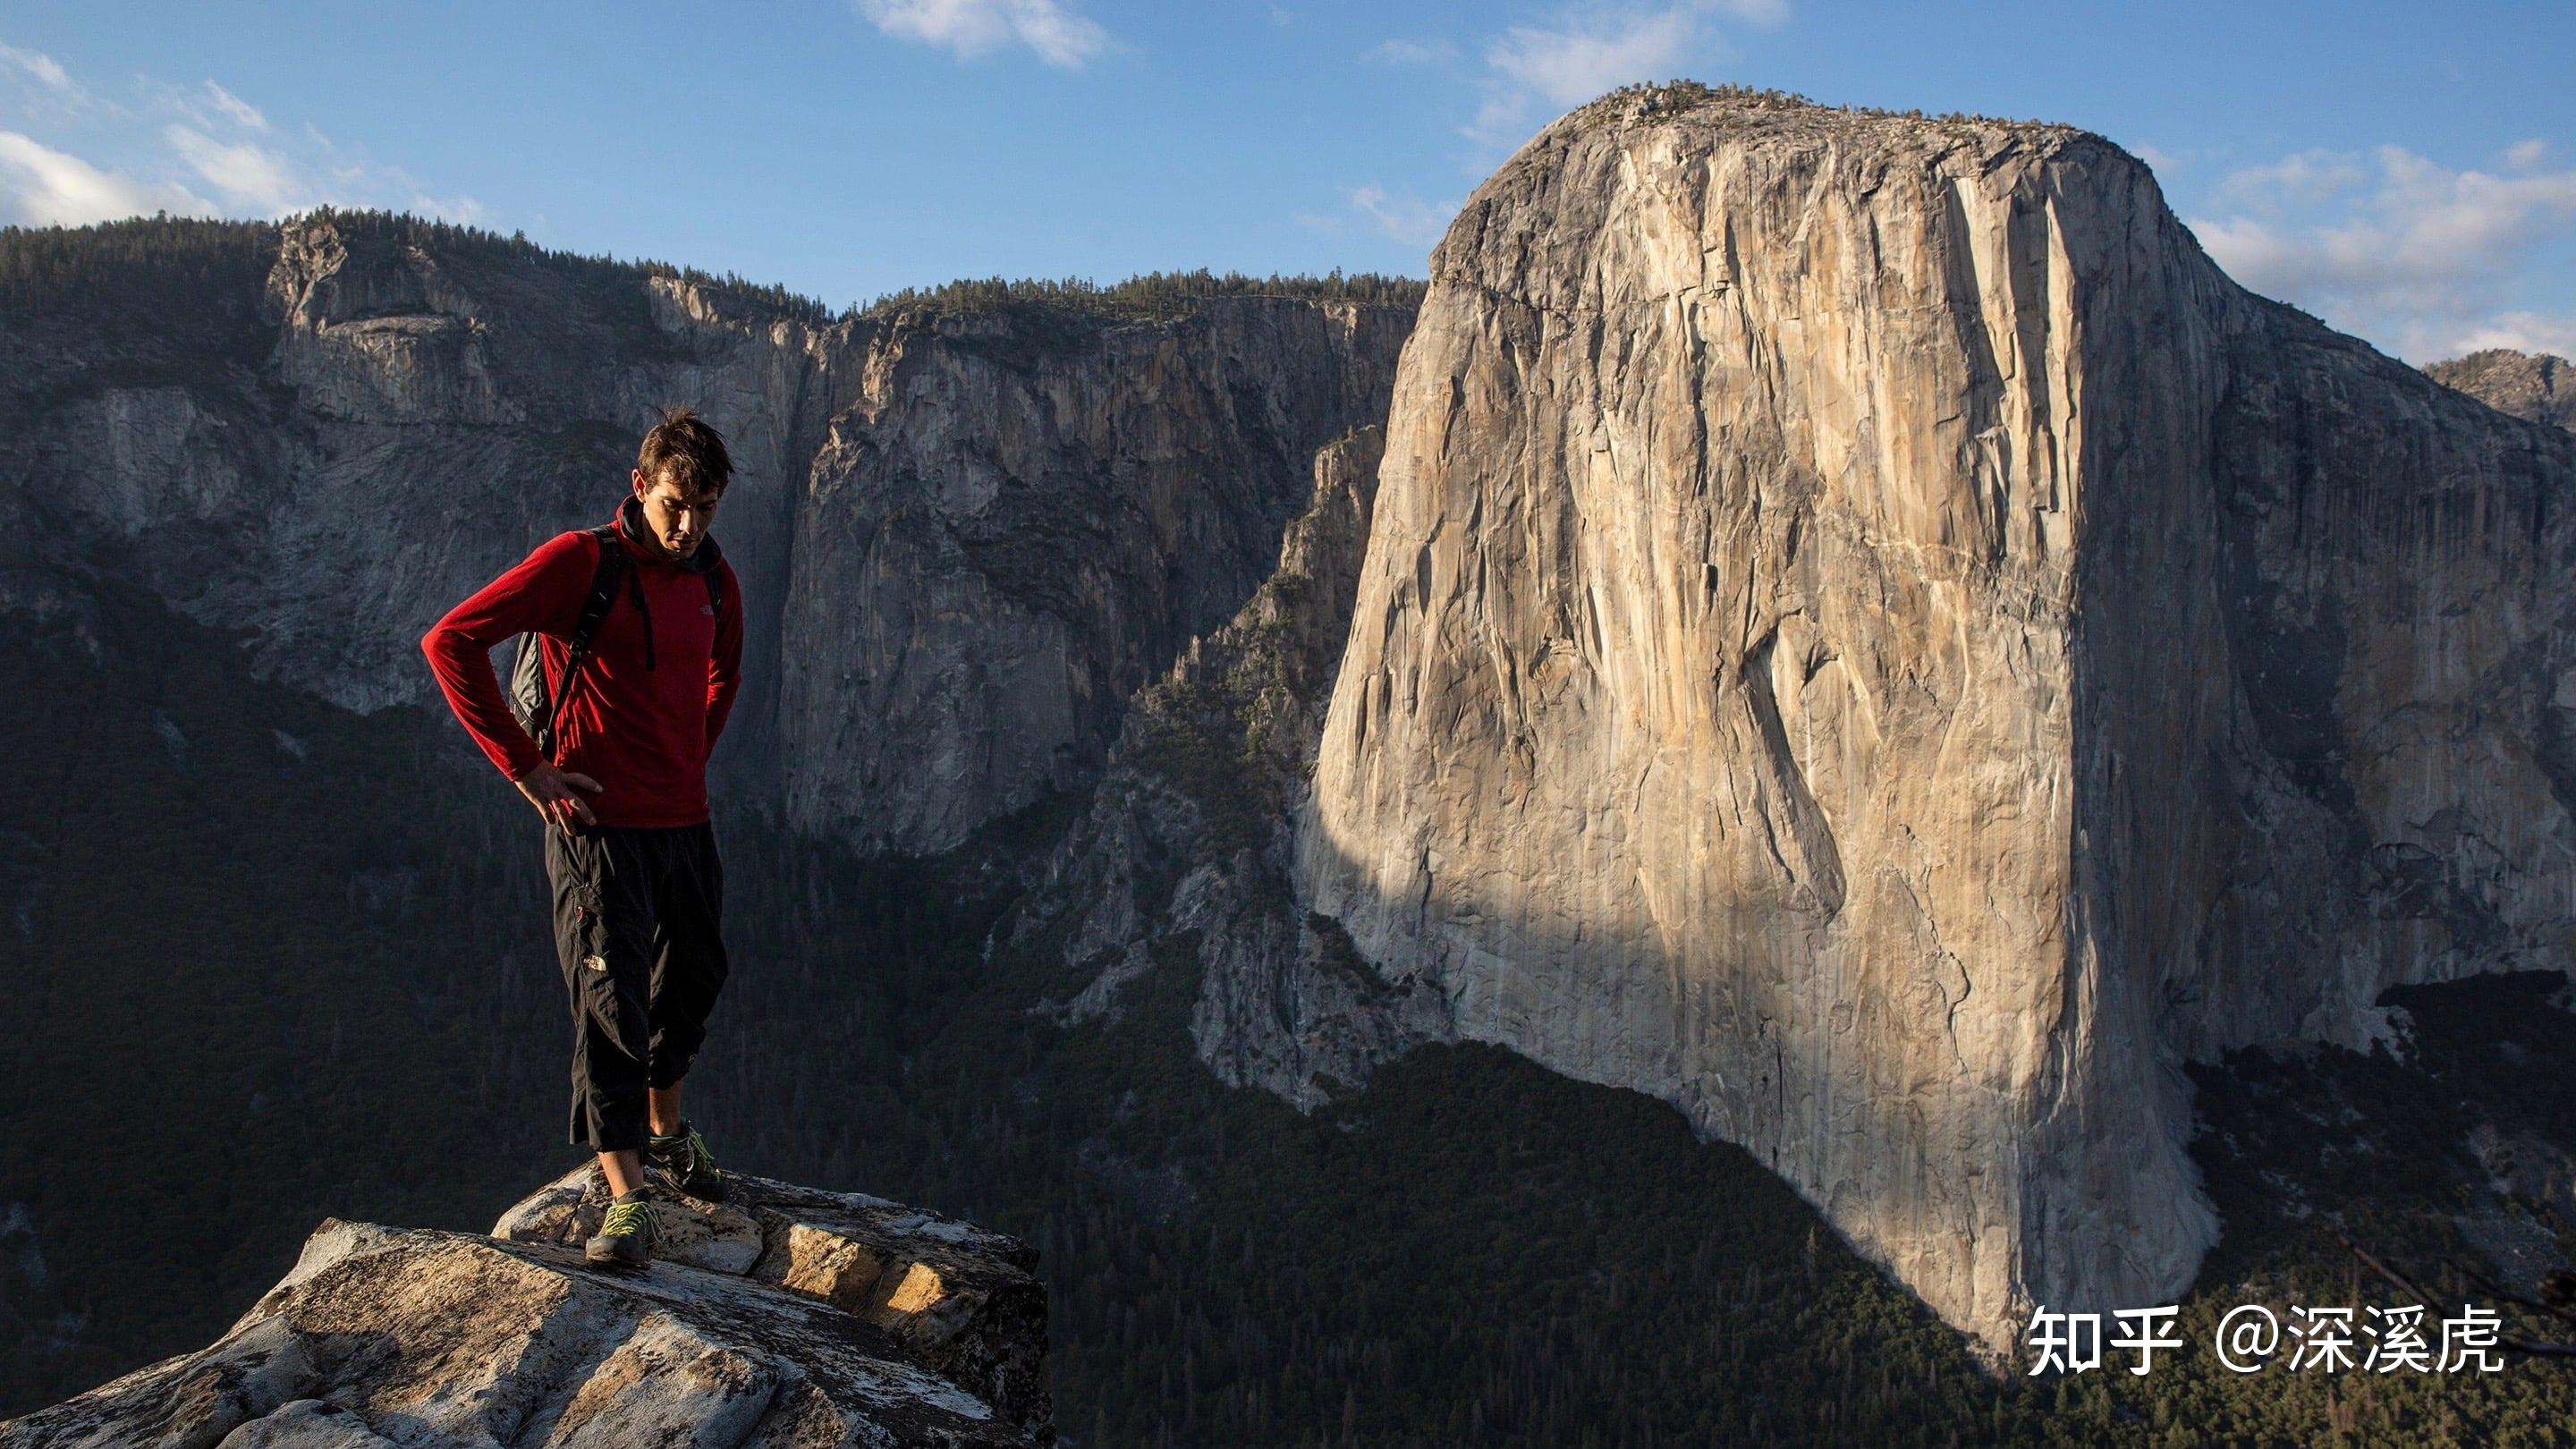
[630,468,648,496]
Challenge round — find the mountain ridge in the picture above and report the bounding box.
[7,85,2576,1439]
[0,208,1418,855]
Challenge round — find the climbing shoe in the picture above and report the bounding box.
[645,1119,727,1202]
[584,1189,660,1267]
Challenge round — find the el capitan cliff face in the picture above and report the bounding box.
[13,93,2576,1383]
[1284,87,2576,1356]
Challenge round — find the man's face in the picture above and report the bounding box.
[631,468,722,558]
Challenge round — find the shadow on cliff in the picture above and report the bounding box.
[1250,287,2576,1375]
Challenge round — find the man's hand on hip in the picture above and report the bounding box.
[515,762,604,831]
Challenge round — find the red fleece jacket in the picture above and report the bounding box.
[420,501,743,828]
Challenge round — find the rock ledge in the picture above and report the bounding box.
[0,1168,1053,1448]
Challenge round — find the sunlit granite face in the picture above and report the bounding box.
[1290,87,2576,1360]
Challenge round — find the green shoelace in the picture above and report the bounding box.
[599,1199,657,1241]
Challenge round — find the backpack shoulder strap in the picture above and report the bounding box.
[535,527,629,760]
[566,524,628,657]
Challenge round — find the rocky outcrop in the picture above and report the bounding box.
[1281,84,2576,1359]
[0,215,1413,853]
[21,105,2574,1385]
[0,1169,1052,1447]
[1011,422,1450,1096]
[782,299,1412,851]
[2429,348,2574,433]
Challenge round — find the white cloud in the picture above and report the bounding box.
[2131,142,2183,174]
[201,80,269,132]
[0,129,208,225]
[857,0,1112,67]
[133,75,231,132]
[1461,1,1780,151]
[1364,38,1459,65]
[0,37,114,118]
[0,50,479,231]
[165,123,305,211]
[406,188,487,225]
[1487,8,1696,108]
[0,39,73,93]
[2449,309,2576,362]
[1349,184,1455,247]
[2213,147,2367,211]
[2504,137,2551,171]
[2188,143,2576,362]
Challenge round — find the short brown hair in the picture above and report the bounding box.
[637,405,733,495]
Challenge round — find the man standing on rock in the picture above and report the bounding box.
[420,406,745,1267]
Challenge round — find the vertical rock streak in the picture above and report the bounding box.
[1293,92,2576,1356]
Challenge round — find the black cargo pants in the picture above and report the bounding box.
[544,820,729,1153]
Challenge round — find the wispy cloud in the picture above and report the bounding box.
[1458,0,1784,152]
[200,80,269,132]
[856,0,1114,67]
[2446,310,2576,362]
[1364,38,1459,65]
[2210,147,2368,210]
[0,37,115,119]
[0,130,208,226]
[1298,183,1461,250]
[0,43,478,229]
[1349,183,1455,247]
[0,39,73,94]
[2188,141,2576,362]
[165,124,304,211]
[1334,3,1776,253]
[2130,142,2184,174]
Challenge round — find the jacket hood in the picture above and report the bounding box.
[613,493,724,574]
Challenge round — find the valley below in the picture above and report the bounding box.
[5,81,2576,1448]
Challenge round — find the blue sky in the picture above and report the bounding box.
[3,1,2571,361]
